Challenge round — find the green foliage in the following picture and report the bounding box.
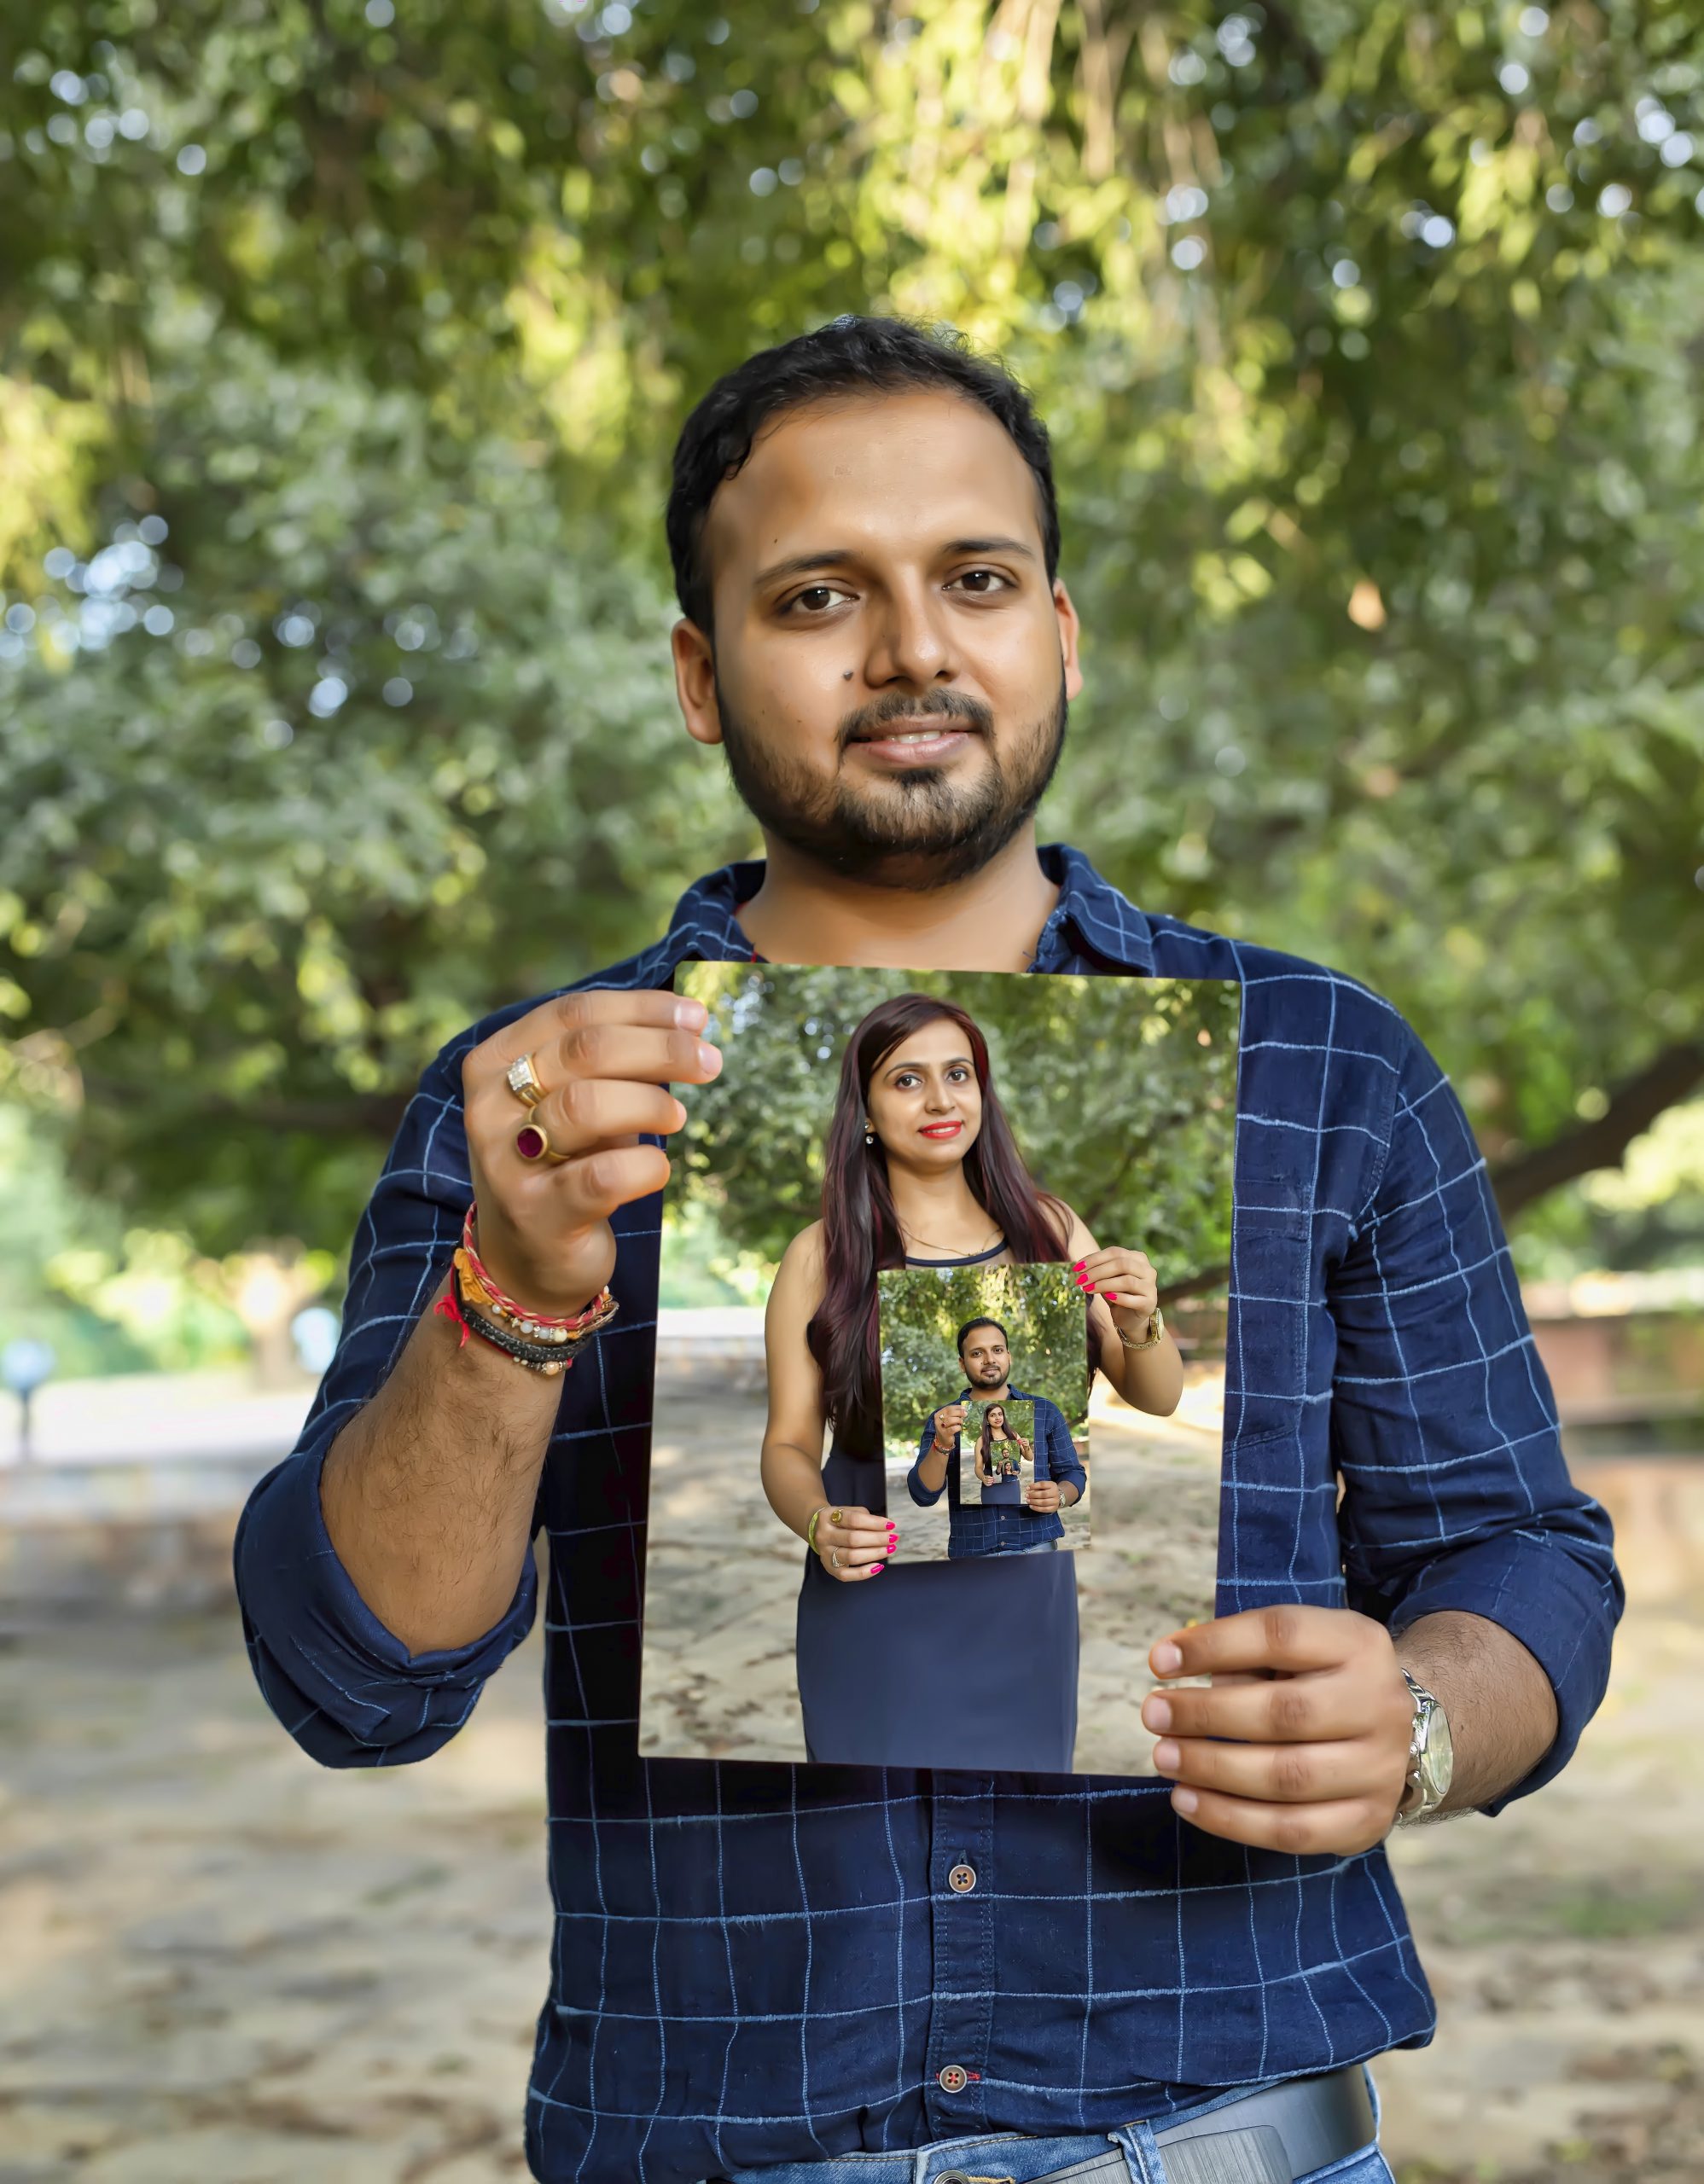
[0,1104,247,1374]
[875,1262,1087,1463]
[1,2,1701,1266]
[670,962,1238,1287]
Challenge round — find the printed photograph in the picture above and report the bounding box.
[637,962,1240,1775]
[879,1267,1090,1544]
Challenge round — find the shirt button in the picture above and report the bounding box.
[936,2063,969,2094]
[947,1863,977,1894]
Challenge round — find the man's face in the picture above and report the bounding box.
[672,390,1083,888]
[960,1328,1010,1388]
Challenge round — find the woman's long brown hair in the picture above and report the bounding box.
[805,993,1069,1450]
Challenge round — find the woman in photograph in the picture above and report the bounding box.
[973,1403,1032,1503]
[760,990,1183,1771]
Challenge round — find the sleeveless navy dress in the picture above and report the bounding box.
[794,1240,1080,1772]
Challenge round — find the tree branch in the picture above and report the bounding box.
[1488,1041,1704,1222]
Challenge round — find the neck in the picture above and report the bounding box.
[972,1381,1012,1401]
[734,824,1058,971]
[888,1165,993,1250]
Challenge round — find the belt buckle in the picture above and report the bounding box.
[1157,2125,1290,2184]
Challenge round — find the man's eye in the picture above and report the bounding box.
[951,568,1009,595]
[785,584,850,614]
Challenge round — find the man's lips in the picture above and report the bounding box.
[848,717,980,765]
[918,1121,963,1139]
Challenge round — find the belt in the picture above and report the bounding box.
[933,2065,1376,2184]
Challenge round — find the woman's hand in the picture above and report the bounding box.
[809,1504,896,1582]
[1073,1246,1159,1333]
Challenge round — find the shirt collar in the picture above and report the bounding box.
[659,841,1156,975]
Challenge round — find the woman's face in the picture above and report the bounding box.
[986,1405,1005,1433]
[864,1015,984,1169]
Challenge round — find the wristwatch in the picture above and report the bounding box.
[1393,1667,1454,1825]
[1114,1303,1164,1351]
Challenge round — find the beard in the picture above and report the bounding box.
[714,672,1069,889]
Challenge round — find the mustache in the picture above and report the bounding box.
[840,689,995,746]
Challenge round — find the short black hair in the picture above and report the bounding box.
[666,314,1061,634]
[956,1316,1010,1357]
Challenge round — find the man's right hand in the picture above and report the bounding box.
[462,989,723,1313]
[931,1403,968,1450]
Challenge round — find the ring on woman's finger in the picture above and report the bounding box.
[506,1053,547,1110]
[829,1548,843,1571]
[829,1508,846,1526]
[515,1118,565,1164]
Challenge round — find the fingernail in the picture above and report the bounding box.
[869,1561,885,1574]
[1071,1260,1084,1271]
[1171,1786,1199,1815]
[673,997,707,1027]
[1143,1696,1172,1732]
[1152,1641,1183,1676]
[696,1042,719,1070]
[1153,1740,1181,1772]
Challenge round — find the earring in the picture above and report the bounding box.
[864,1120,875,1145]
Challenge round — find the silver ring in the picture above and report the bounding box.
[829,1548,843,1571]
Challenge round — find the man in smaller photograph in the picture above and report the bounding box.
[910,1315,1087,1551]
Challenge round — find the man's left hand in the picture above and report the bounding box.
[1025,1479,1062,1513]
[1142,1606,1414,1855]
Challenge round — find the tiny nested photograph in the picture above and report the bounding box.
[637,961,1239,1776]
[878,1265,1090,1545]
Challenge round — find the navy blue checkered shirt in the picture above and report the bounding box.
[234,842,1621,2184]
[908,1385,1086,1554]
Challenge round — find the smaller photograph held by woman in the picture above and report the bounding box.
[970,1400,1034,1503]
[639,961,1238,1774]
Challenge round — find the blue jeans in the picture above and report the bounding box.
[719,2068,1390,2184]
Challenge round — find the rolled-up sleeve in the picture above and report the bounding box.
[908,1414,949,1506]
[233,1031,538,1769]
[1328,1025,1623,1810]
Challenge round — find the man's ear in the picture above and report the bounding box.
[1053,578,1084,703]
[672,619,722,746]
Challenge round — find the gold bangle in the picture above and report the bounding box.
[805,1507,828,1557]
[1116,1304,1165,1352]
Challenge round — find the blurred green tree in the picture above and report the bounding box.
[1,1,1701,1267]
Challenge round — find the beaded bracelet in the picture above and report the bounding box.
[436,1263,577,1376]
[456,1205,619,1346]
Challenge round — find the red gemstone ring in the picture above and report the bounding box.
[515,1119,556,1163]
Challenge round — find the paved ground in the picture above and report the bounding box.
[639,1368,1223,1770]
[1,1455,1698,2182]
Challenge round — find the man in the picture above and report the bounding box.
[910,1316,1087,1551]
[235,317,1620,2184]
